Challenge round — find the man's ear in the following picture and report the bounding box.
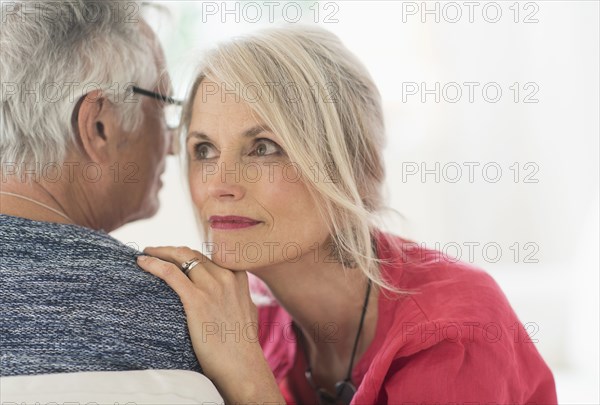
[75,90,120,163]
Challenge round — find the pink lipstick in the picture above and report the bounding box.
[209,215,262,230]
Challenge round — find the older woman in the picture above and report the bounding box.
[137,26,558,404]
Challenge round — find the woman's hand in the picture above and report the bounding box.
[137,246,284,404]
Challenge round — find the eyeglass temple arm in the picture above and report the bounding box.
[131,86,183,106]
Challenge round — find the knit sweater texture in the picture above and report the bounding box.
[0,214,201,377]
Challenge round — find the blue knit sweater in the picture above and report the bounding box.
[0,214,201,376]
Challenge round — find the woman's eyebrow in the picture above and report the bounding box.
[187,125,273,141]
[187,131,210,141]
[243,125,272,138]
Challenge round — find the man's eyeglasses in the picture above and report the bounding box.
[131,86,183,131]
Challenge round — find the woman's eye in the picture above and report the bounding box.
[192,143,218,160]
[251,139,281,157]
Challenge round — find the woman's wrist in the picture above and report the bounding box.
[223,374,285,405]
[210,344,285,404]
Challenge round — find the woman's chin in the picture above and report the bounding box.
[211,257,259,272]
[208,238,263,262]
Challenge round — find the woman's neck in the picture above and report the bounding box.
[252,252,379,379]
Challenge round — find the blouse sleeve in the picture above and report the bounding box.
[379,331,557,404]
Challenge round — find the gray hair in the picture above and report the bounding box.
[1,0,159,170]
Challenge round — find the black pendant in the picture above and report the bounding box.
[306,369,357,405]
[335,380,357,405]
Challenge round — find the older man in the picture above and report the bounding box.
[0,1,200,376]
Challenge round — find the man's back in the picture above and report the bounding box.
[0,214,201,376]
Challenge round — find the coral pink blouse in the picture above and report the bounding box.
[254,232,558,404]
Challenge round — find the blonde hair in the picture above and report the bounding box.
[182,26,415,296]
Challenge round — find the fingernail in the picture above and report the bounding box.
[137,255,147,263]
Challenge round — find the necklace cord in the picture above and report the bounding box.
[0,191,73,223]
[345,278,372,382]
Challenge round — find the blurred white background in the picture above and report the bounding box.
[111,1,599,403]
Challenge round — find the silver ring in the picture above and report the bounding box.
[181,258,201,277]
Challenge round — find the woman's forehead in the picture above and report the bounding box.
[193,82,255,115]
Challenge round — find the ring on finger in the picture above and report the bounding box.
[181,257,201,277]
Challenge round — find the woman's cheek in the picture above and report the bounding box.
[188,169,208,208]
[255,164,305,203]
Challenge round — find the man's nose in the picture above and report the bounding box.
[167,128,179,155]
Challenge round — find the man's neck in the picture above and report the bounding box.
[0,176,97,229]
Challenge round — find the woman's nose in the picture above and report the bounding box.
[205,160,247,201]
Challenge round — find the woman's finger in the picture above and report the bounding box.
[144,246,209,268]
[136,255,196,302]
[144,246,212,280]
[144,246,229,281]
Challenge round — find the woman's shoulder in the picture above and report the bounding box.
[375,231,513,326]
[355,232,557,404]
[373,232,532,364]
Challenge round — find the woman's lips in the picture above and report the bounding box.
[209,216,262,230]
